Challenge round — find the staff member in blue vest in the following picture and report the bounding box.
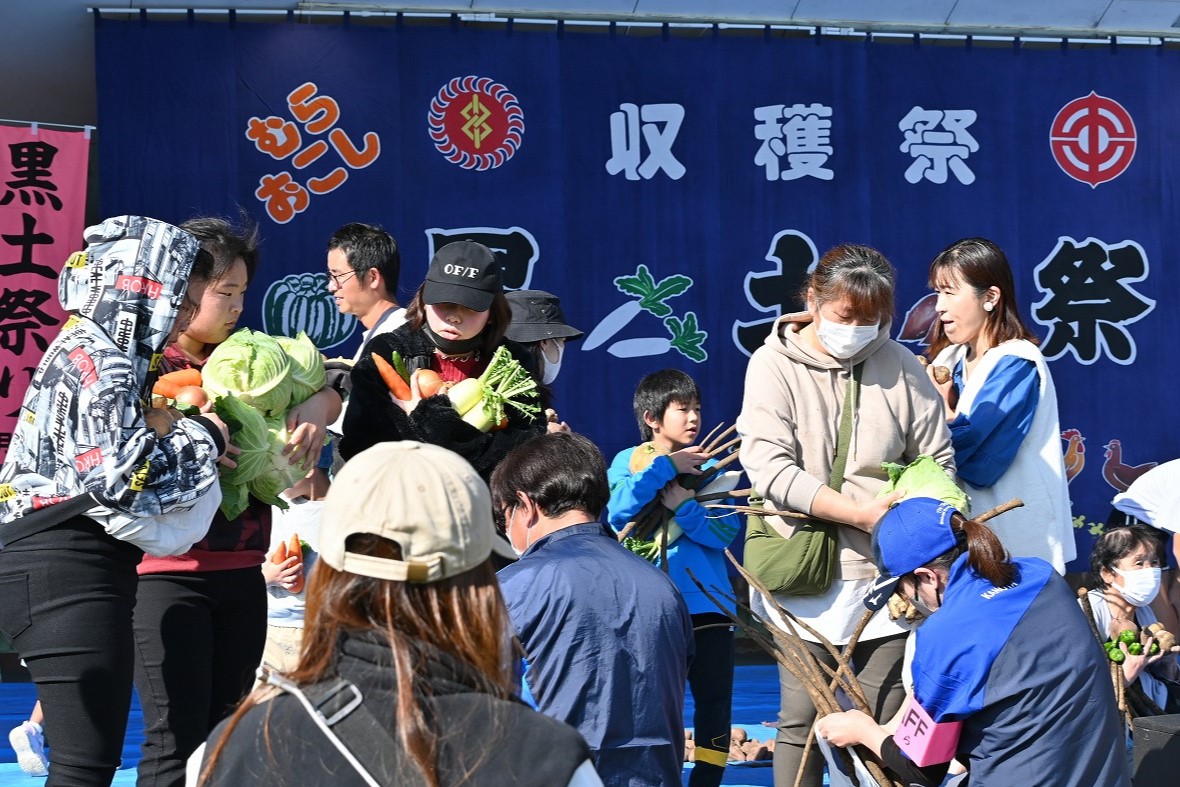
[817,497,1128,786]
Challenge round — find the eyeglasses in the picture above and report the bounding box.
[326,269,359,289]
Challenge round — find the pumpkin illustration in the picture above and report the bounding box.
[262,272,357,350]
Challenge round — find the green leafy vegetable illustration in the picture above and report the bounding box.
[583,264,694,350]
[665,312,708,362]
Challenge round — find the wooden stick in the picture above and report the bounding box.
[1077,588,1106,645]
[974,498,1023,523]
[695,487,752,503]
[702,423,737,454]
[704,435,741,460]
[699,421,727,452]
[704,503,810,519]
[658,520,669,574]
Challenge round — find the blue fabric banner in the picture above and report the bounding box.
[96,19,1180,570]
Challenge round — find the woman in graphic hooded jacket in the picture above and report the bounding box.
[0,216,230,787]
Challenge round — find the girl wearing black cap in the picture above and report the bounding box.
[340,241,546,480]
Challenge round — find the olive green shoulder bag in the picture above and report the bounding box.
[742,362,861,596]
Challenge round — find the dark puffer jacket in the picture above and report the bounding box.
[198,632,594,786]
[340,325,545,479]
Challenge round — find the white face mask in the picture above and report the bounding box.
[1115,566,1162,607]
[817,318,879,360]
[505,505,530,557]
[541,340,564,385]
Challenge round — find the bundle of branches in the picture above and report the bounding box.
[617,421,743,546]
[690,561,901,787]
[690,498,1027,787]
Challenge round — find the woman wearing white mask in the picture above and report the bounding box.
[504,290,583,432]
[925,238,1074,573]
[1085,525,1180,715]
[737,244,955,787]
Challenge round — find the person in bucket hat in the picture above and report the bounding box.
[340,240,547,479]
[815,497,1128,787]
[505,289,583,386]
[193,442,601,786]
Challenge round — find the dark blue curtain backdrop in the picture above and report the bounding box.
[96,19,1179,570]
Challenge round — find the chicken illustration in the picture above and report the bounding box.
[1102,439,1158,493]
[1061,429,1085,483]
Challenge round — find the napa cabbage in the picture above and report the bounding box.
[877,455,969,513]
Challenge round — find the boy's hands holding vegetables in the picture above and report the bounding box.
[262,554,303,592]
[669,446,706,475]
[659,479,696,512]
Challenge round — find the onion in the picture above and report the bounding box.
[174,385,209,409]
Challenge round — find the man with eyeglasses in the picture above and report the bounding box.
[324,222,405,437]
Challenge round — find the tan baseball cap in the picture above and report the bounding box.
[319,441,515,583]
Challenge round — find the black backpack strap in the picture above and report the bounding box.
[263,669,427,787]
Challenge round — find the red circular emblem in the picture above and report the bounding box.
[1049,92,1136,188]
[428,76,524,171]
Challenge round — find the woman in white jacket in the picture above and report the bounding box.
[925,237,1074,573]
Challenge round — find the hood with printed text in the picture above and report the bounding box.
[1,216,222,556]
[59,215,202,396]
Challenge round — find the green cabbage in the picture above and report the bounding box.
[213,394,270,486]
[244,418,307,510]
[219,481,250,521]
[274,332,326,407]
[877,455,969,513]
[203,329,294,419]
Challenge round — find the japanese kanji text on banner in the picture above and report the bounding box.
[0,125,90,463]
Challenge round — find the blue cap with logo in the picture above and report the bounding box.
[863,497,964,611]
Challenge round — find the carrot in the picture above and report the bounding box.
[270,540,288,565]
[372,352,411,400]
[158,368,202,388]
[288,533,305,594]
[412,368,446,397]
[152,379,180,399]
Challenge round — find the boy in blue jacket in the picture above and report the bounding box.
[607,369,741,787]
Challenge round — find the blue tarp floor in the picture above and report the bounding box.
[0,664,792,786]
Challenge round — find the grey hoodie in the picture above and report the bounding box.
[0,216,223,554]
[737,312,955,579]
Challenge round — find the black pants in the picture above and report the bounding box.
[688,613,735,787]
[132,567,267,787]
[0,516,143,787]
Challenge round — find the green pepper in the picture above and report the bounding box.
[1128,642,1144,656]
[1109,648,1126,664]
[1149,641,1161,656]
[1119,629,1138,645]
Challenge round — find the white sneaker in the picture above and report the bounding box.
[8,721,49,777]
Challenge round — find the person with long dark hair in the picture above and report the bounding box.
[817,497,1129,786]
[340,241,545,478]
[133,216,342,787]
[925,237,1074,572]
[190,441,600,787]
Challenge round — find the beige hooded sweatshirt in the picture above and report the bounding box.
[737,313,956,580]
